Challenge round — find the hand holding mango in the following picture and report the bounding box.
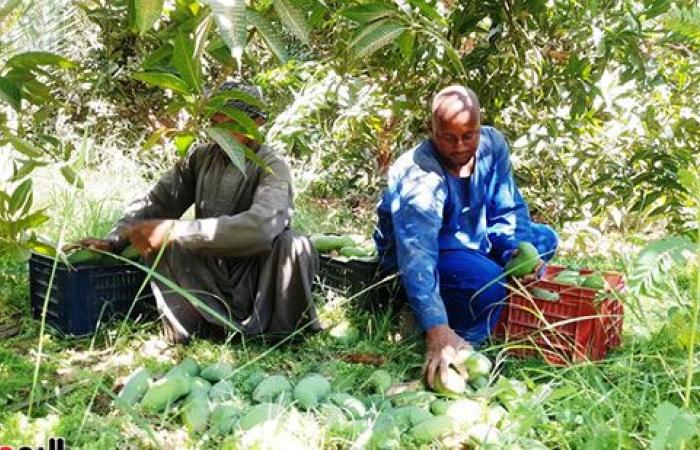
[504,241,542,277]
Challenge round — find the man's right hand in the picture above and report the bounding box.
[63,238,115,253]
[423,324,472,389]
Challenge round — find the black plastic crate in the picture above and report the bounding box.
[29,252,153,337]
[317,254,403,309]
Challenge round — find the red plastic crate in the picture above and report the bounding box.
[495,264,624,365]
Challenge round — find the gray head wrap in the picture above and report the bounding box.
[217,81,267,121]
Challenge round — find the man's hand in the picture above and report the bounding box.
[124,220,175,257]
[423,324,472,389]
[63,238,114,253]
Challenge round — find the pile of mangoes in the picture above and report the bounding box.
[309,233,377,261]
[552,269,607,290]
[114,353,541,448]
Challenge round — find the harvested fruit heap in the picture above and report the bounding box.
[309,233,378,261]
[115,353,550,448]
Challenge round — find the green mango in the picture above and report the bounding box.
[200,362,233,382]
[368,369,393,394]
[309,234,359,253]
[529,287,560,302]
[553,269,583,286]
[165,357,199,378]
[66,248,105,265]
[120,244,141,261]
[140,375,191,412]
[581,273,606,289]
[118,367,151,406]
[432,367,467,396]
[505,242,539,277]
[252,375,293,403]
[238,403,286,431]
[293,373,331,410]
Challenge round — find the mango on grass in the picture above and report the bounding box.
[200,361,233,382]
[432,367,467,396]
[165,357,199,378]
[408,415,454,443]
[252,375,293,403]
[430,399,452,416]
[389,390,436,408]
[181,395,210,433]
[209,379,236,402]
[504,241,539,277]
[317,403,347,425]
[140,375,191,412]
[328,392,367,419]
[242,370,267,394]
[238,403,286,431]
[465,353,493,377]
[189,377,212,397]
[389,405,433,429]
[293,373,331,410]
[210,401,240,434]
[444,399,486,426]
[118,367,151,406]
[367,369,393,394]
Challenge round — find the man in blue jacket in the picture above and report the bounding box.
[374,86,558,387]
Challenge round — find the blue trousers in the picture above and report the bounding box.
[438,224,559,346]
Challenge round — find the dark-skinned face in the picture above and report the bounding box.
[430,99,481,170]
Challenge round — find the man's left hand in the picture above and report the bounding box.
[124,220,175,257]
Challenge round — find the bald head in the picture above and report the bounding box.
[431,86,481,128]
[430,86,482,172]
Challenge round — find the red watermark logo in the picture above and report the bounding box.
[0,437,66,450]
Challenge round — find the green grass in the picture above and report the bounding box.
[0,180,698,449]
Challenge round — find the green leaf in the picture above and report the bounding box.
[206,88,266,113]
[204,0,248,64]
[0,0,22,20]
[9,179,32,214]
[4,133,44,158]
[129,0,164,34]
[172,33,202,94]
[143,127,168,151]
[205,127,247,174]
[348,19,406,60]
[340,3,397,23]
[60,165,84,189]
[174,132,197,156]
[678,168,699,194]
[273,0,310,45]
[0,76,21,111]
[397,29,415,60]
[142,43,174,70]
[6,51,77,70]
[650,402,698,449]
[22,79,52,104]
[247,9,289,63]
[10,160,43,182]
[212,105,264,142]
[132,71,190,94]
[15,211,49,231]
